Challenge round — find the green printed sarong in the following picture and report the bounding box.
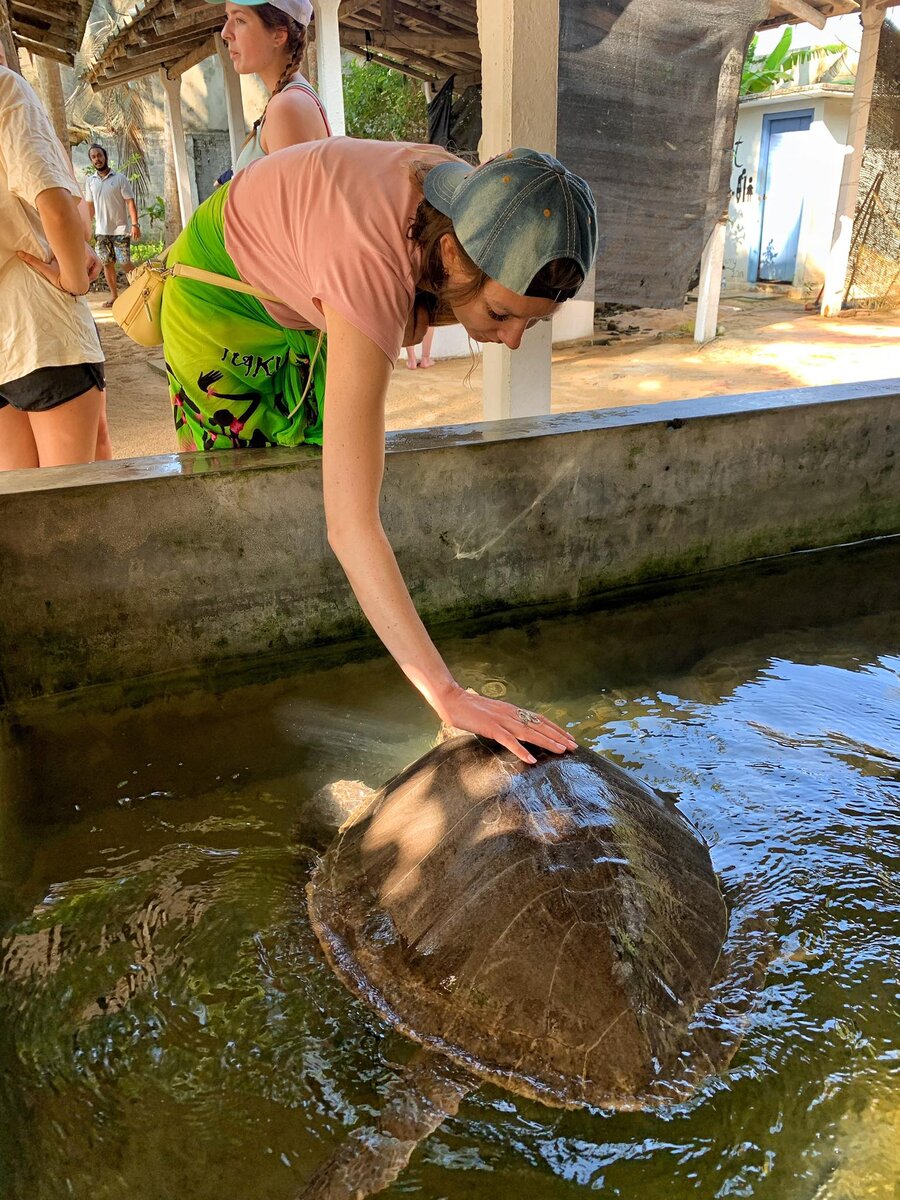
[160,182,326,452]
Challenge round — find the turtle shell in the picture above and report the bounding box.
[307,734,731,1110]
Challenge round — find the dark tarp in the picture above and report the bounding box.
[428,77,482,160]
[428,75,455,146]
[557,0,768,307]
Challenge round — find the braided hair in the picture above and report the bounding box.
[251,4,308,137]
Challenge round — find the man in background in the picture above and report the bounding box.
[84,143,140,306]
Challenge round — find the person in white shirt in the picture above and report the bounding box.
[84,143,140,305]
[0,64,108,469]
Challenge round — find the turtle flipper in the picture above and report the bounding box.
[298,1054,471,1199]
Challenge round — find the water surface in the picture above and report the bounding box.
[1,540,898,1199]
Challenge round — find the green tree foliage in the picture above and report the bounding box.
[343,59,427,142]
[740,28,845,96]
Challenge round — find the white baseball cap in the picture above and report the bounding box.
[213,0,313,27]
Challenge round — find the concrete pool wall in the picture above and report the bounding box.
[0,377,898,708]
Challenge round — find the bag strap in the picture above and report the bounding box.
[147,241,315,327]
[168,261,290,311]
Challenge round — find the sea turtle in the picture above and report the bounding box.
[300,733,769,1198]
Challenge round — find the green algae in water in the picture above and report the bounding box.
[1,538,899,1199]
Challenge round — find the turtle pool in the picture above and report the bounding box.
[1,536,898,1200]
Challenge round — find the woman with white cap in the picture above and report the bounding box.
[217,0,329,169]
[160,139,597,759]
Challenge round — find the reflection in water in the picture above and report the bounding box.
[0,538,898,1199]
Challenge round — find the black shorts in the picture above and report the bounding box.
[0,362,105,413]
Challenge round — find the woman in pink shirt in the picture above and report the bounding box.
[160,138,596,760]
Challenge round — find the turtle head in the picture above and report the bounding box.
[299,779,375,849]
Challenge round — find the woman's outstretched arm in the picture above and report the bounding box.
[320,303,577,763]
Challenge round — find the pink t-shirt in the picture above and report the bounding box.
[224,137,456,362]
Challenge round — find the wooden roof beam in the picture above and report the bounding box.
[122,11,221,55]
[13,33,71,61]
[93,62,165,88]
[124,28,214,58]
[9,14,72,42]
[428,0,477,29]
[165,31,217,76]
[776,0,828,28]
[344,37,476,78]
[342,42,435,80]
[9,0,74,21]
[14,23,73,53]
[389,1,461,34]
[97,40,187,77]
[357,31,478,52]
[153,5,223,36]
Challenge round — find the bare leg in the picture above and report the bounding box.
[404,346,418,370]
[419,327,435,368]
[0,406,40,470]
[94,389,113,460]
[103,262,118,303]
[28,386,104,467]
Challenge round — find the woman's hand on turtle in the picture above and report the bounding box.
[435,684,578,765]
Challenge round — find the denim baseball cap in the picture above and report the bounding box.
[424,147,598,298]
[210,0,312,26]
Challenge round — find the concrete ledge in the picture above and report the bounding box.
[0,377,898,707]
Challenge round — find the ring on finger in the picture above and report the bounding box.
[516,708,541,726]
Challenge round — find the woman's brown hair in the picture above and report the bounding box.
[407,160,585,323]
[248,5,308,138]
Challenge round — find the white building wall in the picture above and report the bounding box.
[724,89,851,294]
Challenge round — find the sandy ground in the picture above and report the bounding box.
[92,293,899,462]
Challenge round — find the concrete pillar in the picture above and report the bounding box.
[694,47,742,344]
[312,0,345,136]
[216,33,246,170]
[35,55,68,151]
[476,0,559,422]
[820,0,886,317]
[694,219,727,343]
[159,69,195,226]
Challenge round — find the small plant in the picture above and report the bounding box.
[130,239,165,264]
[143,195,165,238]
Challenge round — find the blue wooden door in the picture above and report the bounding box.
[756,110,813,283]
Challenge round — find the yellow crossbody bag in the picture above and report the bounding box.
[112,251,323,418]
[112,250,295,347]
